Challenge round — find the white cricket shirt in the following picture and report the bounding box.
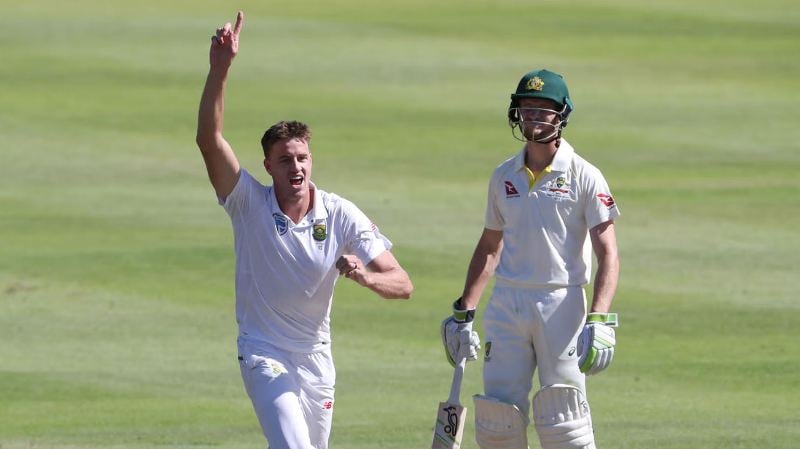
[485,140,620,288]
[222,169,391,353]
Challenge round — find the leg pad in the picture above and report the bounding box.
[532,385,595,449]
[473,394,529,449]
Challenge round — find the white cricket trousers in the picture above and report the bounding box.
[482,284,587,420]
[238,340,336,449]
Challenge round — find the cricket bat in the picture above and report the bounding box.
[431,354,468,449]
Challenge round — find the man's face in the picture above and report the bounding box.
[517,98,560,141]
[264,138,312,196]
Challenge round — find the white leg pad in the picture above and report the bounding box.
[473,394,529,449]
[532,385,595,449]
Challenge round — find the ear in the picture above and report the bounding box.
[263,158,272,176]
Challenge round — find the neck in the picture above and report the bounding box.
[524,139,559,173]
[275,186,313,224]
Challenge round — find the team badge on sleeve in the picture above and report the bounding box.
[596,193,616,209]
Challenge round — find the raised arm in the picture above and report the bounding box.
[196,11,245,201]
[336,251,413,299]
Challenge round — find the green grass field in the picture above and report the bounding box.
[2,0,799,448]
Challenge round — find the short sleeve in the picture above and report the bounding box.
[340,200,391,265]
[221,169,260,217]
[484,170,504,231]
[583,168,621,229]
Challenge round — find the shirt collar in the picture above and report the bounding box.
[550,139,575,172]
[512,139,575,173]
[512,145,527,172]
[308,182,328,222]
[268,181,328,222]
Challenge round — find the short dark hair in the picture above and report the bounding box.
[260,121,311,158]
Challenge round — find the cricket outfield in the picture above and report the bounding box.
[1,0,798,448]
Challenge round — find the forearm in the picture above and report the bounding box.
[590,252,618,313]
[460,246,499,310]
[363,267,413,300]
[196,66,230,146]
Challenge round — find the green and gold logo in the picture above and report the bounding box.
[556,176,566,188]
[526,76,545,91]
[313,224,327,242]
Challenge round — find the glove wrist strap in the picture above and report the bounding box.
[586,312,619,327]
[452,297,475,323]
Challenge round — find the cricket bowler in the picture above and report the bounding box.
[196,11,414,449]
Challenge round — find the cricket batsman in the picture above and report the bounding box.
[441,69,621,449]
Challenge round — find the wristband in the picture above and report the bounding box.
[586,312,619,328]
[452,297,475,323]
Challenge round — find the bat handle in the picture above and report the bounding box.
[447,354,467,405]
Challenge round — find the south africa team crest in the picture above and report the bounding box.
[313,223,327,241]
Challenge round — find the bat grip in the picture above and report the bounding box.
[447,354,467,405]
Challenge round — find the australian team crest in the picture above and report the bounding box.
[526,76,545,91]
[545,175,572,200]
[273,213,288,235]
[313,223,327,242]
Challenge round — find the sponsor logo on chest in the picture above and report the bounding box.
[273,213,288,235]
[504,180,520,198]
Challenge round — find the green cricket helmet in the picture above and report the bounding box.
[508,69,574,142]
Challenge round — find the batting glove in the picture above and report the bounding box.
[577,312,619,375]
[441,298,481,367]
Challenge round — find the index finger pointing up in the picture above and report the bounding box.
[233,11,244,36]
